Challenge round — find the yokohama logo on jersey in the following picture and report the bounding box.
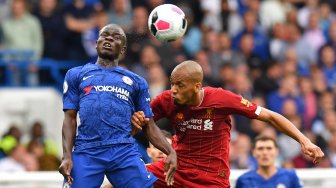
[84,85,130,101]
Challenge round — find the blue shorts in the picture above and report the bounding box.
[63,143,157,188]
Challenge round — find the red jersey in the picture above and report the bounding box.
[150,87,260,187]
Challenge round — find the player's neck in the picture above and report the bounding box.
[96,58,118,68]
[193,89,204,107]
[257,166,277,179]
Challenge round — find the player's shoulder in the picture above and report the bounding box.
[277,168,297,177]
[204,86,237,99]
[114,67,147,84]
[67,63,95,74]
[238,170,258,179]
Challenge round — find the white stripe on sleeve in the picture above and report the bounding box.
[255,106,262,116]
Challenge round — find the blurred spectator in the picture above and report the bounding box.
[311,67,328,94]
[217,32,243,67]
[269,23,287,59]
[230,134,256,169]
[278,23,316,67]
[219,63,235,90]
[27,140,60,170]
[312,110,336,143]
[1,0,43,62]
[107,0,132,31]
[267,74,304,116]
[328,21,336,49]
[299,76,318,130]
[200,0,222,32]
[220,0,243,35]
[0,135,18,159]
[254,61,281,97]
[303,11,326,53]
[2,124,22,143]
[236,34,263,79]
[147,64,168,99]
[286,8,299,26]
[319,45,336,90]
[131,45,161,80]
[122,6,149,66]
[22,153,39,171]
[63,0,94,61]
[82,9,108,61]
[327,130,336,167]
[0,142,27,172]
[33,0,68,60]
[259,0,292,31]
[180,3,203,58]
[194,49,218,86]
[0,0,11,24]
[27,121,59,157]
[283,47,310,76]
[297,0,319,28]
[232,11,269,61]
[319,3,336,39]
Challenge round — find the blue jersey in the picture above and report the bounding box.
[235,168,302,188]
[63,63,153,151]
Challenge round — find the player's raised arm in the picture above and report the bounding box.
[142,118,177,186]
[256,107,324,164]
[59,109,77,184]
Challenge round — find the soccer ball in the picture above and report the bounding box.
[148,4,187,42]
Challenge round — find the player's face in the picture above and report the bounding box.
[253,140,279,168]
[170,73,198,106]
[96,25,126,60]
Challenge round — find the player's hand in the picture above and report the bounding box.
[131,111,149,135]
[164,150,177,186]
[59,158,74,184]
[300,139,324,164]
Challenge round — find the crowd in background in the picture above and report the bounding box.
[0,0,336,171]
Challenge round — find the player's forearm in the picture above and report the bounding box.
[61,112,77,159]
[262,109,309,144]
[143,120,175,155]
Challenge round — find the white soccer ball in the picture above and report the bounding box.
[148,4,187,42]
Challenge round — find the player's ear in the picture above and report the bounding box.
[146,147,152,157]
[120,46,127,55]
[195,82,202,91]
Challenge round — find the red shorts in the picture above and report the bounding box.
[146,160,230,188]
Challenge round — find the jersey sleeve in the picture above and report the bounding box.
[218,89,260,119]
[291,170,303,188]
[134,78,153,118]
[234,176,244,188]
[63,68,80,111]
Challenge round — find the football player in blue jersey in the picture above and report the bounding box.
[235,135,302,188]
[58,24,177,188]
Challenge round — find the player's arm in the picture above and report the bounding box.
[142,118,176,186]
[257,107,324,164]
[59,109,77,184]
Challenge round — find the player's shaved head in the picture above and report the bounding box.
[172,60,203,83]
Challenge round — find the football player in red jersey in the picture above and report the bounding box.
[131,60,324,188]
